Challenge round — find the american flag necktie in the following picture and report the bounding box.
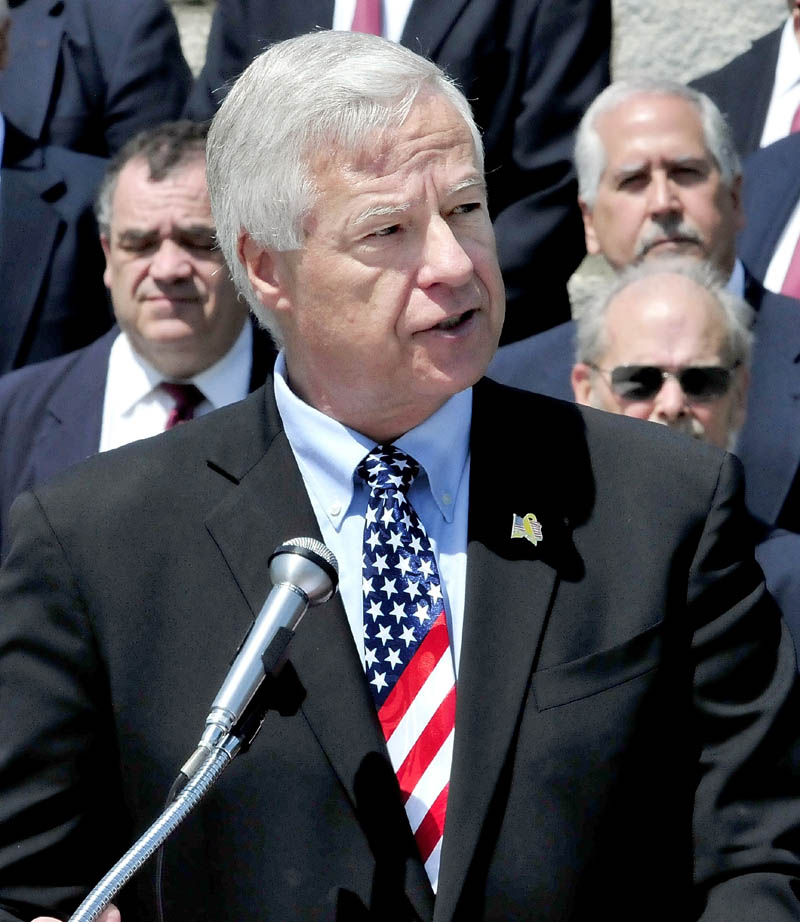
[357,444,456,892]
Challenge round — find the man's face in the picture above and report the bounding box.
[102,157,248,379]
[571,273,749,449]
[241,93,505,442]
[581,94,743,275]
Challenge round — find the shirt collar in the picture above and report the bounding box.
[273,352,472,530]
[110,321,253,415]
[727,258,746,298]
[773,16,800,97]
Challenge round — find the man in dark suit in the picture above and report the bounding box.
[3,33,799,922]
[0,0,191,162]
[0,0,192,372]
[489,79,800,538]
[0,139,112,372]
[690,0,800,157]
[0,120,276,559]
[183,0,612,344]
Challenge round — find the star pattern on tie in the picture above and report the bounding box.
[357,446,446,707]
[357,444,457,892]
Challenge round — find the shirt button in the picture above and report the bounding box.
[442,493,453,506]
[329,501,342,516]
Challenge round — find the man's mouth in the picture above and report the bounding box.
[431,309,476,332]
[638,231,703,260]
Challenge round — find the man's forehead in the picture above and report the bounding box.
[597,93,708,151]
[606,276,726,340]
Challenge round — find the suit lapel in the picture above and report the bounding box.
[29,332,114,484]
[401,0,471,57]
[435,381,586,922]
[205,387,434,920]
[0,0,64,145]
[739,280,800,524]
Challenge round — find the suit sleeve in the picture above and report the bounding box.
[0,492,127,921]
[493,0,611,343]
[689,454,800,920]
[90,0,193,154]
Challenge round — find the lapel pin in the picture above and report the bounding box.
[510,512,543,547]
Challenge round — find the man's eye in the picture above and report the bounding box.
[617,174,647,191]
[372,224,400,238]
[452,202,481,215]
[119,239,155,253]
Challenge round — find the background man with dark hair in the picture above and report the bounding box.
[0,120,275,559]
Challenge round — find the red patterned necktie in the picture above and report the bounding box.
[790,100,800,134]
[358,445,456,892]
[161,382,205,430]
[781,236,800,300]
[351,0,382,35]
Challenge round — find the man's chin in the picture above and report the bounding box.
[640,239,704,261]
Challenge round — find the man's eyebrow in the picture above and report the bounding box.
[352,202,412,226]
[447,176,487,196]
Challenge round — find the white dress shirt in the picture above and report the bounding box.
[760,16,800,147]
[273,352,470,676]
[98,323,253,453]
[332,0,414,42]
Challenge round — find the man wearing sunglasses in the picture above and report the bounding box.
[571,259,753,450]
[489,79,800,543]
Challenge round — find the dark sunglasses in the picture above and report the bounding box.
[590,363,739,402]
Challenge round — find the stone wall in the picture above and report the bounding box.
[170,0,789,81]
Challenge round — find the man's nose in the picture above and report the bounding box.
[651,374,689,421]
[647,172,680,215]
[417,216,474,288]
[150,239,192,281]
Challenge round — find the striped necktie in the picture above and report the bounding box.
[357,444,456,892]
[350,0,382,35]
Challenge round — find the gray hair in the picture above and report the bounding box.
[575,79,741,208]
[0,0,8,23]
[575,257,754,369]
[95,120,208,236]
[206,30,484,332]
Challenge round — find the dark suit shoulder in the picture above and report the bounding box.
[691,27,782,96]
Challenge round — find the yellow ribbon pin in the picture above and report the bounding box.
[510,512,543,546]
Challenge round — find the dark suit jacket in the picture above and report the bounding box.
[738,132,800,284]
[487,274,800,532]
[184,0,612,343]
[0,323,276,559]
[690,26,782,158]
[0,142,113,373]
[0,0,191,161]
[0,379,798,921]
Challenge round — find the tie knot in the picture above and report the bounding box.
[357,444,419,496]
[161,382,205,428]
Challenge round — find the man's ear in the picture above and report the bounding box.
[238,233,292,313]
[579,199,600,255]
[731,364,750,433]
[571,362,595,405]
[100,234,112,290]
[729,173,745,234]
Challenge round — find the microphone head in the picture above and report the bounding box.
[268,538,339,605]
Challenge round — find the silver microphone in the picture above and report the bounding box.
[182,537,338,776]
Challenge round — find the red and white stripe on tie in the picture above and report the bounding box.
[377,612,456,884]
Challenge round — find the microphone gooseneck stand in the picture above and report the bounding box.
[68,537,339,922]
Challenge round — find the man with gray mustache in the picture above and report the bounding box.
[489,78,800,540]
